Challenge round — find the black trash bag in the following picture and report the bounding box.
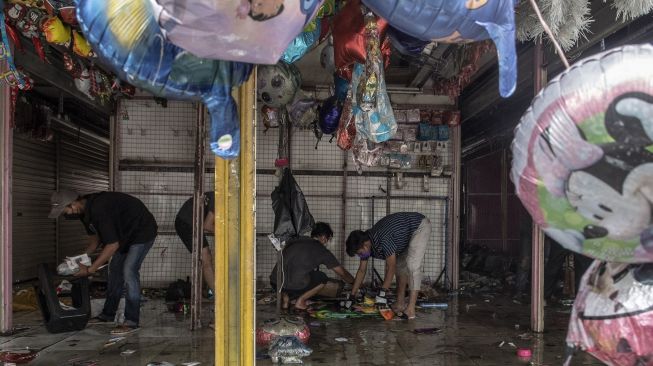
[271,168,315,243]
[165,278,191,302]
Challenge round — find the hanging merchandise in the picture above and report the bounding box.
[350,12,397,144]
[73,65,93,100]
[41,16,70,45]
[511,44,653,263]
[363,0,517,97]
[352,136,386,172]
[336,88,356,151]
[318,95,342,135]
[261,105,281,131]
[71,30,94,58]
[281,18,321,64]
[44,0,76,25]
[302,0,335,33]
[271,168,315,243]
[332,0,391,81]
[334,73,348,101]
[4,3,49,62]
[387,26,430,56]
[62,52,81,77]
[320,37,335,75]
[77,0,253,159]
[287,95,317,130]
[257,62,301,108]
[150,0,322,64]
[564,260,653,366]
[0,6,26,89]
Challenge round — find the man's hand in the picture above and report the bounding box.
[375,288,389,305]
[74,263,90,277]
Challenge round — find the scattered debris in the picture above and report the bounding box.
[517,348,532,358]
[379,308,394,320]
[508,342,517,348]
[268,336,313,364]
[514,324,520,330]
[498,341,505,348]
[100,336,126,353]
[334,337,348,342]
[465,304,477,312]
[0,348,39,364]
[147,362,175,366]
[181,362,201,366]
[309,321,321,327]
[120,349,136,356]
[413,327,442,334]
[517,332,533,340]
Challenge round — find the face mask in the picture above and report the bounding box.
[357,251,371,260]
[63,213,83,220]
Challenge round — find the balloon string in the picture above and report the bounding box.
[528,0,571,69]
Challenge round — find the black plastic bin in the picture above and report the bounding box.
[35,263,90,333]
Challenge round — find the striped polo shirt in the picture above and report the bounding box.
[367,212,426,259]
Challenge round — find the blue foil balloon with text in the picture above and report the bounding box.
[75,0,253,158]
[362,0,517,97]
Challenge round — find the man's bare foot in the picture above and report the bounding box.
[392,303,406,314]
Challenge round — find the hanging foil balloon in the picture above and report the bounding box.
[511,44,653,263]
[387,26,430,56]
[318,95,342,135]
[257,62,301,108]
[332,0,391,81]
[320,37,335,75]
[71,30,94,58]
[41,16,70,45]
[76,0,253,158]
[150,0,322,64]
[288,95,317,129]
[0,5,25,89]
[336,87,356,151]
[362,0,517,97]
[565,260,653,366]
[4,3,49,62]
[281,18,321,64]
[44,0,77,25]
[303,0,335,33]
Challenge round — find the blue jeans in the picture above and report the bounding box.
[99,239,154,326]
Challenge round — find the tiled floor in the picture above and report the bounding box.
[0,295,603,365]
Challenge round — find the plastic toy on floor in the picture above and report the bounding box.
[256,317,310,347]
[268,335,313,364]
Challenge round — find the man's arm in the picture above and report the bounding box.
[332,265,355,284]
[203,211,215,233]
[76,242,119,276]
[84,235,100,255]
[350,259,368,295]
[382,254,397,290]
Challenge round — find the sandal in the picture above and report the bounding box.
[395,312,416,320]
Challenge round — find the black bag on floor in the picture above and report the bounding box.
[271,168,315,242]
[165,278,191,302]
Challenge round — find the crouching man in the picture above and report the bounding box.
[270,222,355,311]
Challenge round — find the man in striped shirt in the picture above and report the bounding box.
[346,212,431,319]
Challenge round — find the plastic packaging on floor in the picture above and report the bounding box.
[565,261,653,366]
[268,336,313,364]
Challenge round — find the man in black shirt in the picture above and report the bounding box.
[346,212,431,320]
[270,222,355,311]
[49,190,157,336]
[175,192,216,296]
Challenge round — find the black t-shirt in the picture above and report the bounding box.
[176,192,215,225]
[269,236,340,290]
[82,192,158,252]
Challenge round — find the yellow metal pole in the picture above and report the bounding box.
[215,70,256,365]
[239,69,256,366]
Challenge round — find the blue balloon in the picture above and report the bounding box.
[318,96,342,135]
[76,0,253,158]
[387,26,430,56]
[282,19,321,64]
[362,0,517,97]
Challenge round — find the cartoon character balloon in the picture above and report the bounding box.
[150,0,323,64]
[257,62,301,108]
[565,260,653,366]
[76,0,253,158]
[511,44,653,263]
[362,0,517,97]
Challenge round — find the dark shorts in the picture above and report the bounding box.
[174,217,209,252]
[271,270,328,299]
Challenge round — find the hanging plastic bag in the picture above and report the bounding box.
[351,12,397,144]
[271,168,315,243]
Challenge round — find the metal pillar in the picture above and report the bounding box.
[531,39,547,333]
[215,71,256,365]
[190,104,207,330]
[449,125,461,290]
[109,100,119,192]
[0,73,13,334]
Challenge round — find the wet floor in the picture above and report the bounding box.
[0,295,603,365]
